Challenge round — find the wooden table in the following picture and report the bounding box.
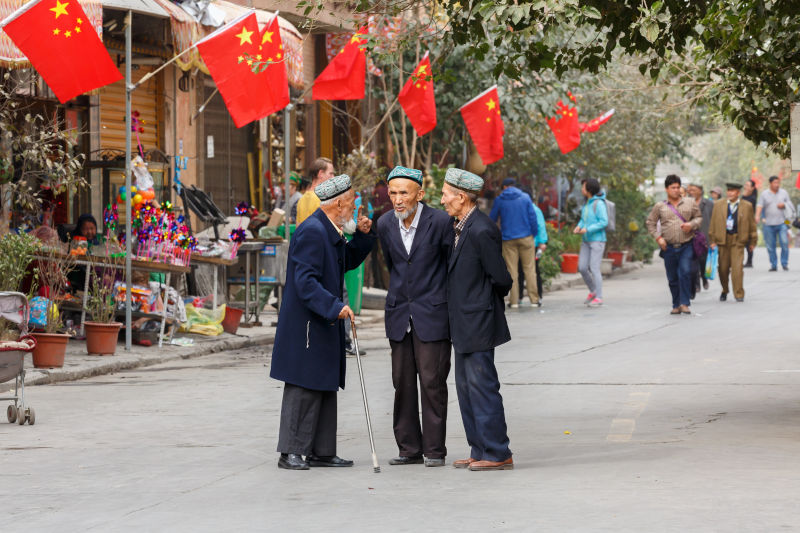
[34,252,190,348]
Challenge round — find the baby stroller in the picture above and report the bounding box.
[0,292,36,425]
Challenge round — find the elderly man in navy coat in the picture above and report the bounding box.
[377,165,454,467]
[441,168,514,471]
[270,175,375,470]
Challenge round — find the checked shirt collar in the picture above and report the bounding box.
[453,205,477,247]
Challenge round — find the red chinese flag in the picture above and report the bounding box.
[398,52,436,136]
[196,12,288,128]
[460,85,504,166]
[1,0,122,103]
[313,27,367,101]
[257,14,290,117]
[547,101,581,154]
[579,108,615,133]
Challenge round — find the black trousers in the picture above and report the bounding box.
[389,323,452,459]
[276,383,337,457]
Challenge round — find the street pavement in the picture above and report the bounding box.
[3,249,800,532]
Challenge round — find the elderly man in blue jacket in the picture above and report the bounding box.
[489,178,539,308]
[270,175,375,470]
[377,166,454,468]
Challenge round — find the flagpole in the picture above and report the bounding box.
[124,10,133,351]
[133,46,195,90]
[284,103,292,244]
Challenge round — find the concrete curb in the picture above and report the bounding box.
[545,261,646,293]
[3,311,386,392]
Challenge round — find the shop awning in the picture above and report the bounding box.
[102,0,167,17]
[153,0,305,89]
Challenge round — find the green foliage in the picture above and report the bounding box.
[0,72,87,229]
[85,259,119,324]
[423,163,449,210]
[606,188,658,262]
[538,226,563,286]
[0,232,40,293]
[439,0,800,156]
[552,225,582,253]
[36,244,76,334]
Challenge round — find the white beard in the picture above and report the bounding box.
[341,218,357,234]
[393,203,418,221]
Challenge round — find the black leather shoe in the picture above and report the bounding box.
[702,279,709,290]
[719,293,727,301]
[424,457,446,467]
[735,297,744,302]
[306,454,353,467]
[278,453,309,470]
[388,455,424,465]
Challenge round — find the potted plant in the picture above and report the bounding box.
[30,244,75,368]
[83,258,122,355]
[558,228,583,274]
[0,232,40,341]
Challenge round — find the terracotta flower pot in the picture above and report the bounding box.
[560,253,579,274]
[30,332,69,368]
[84,322,122,356]
[607,251,624,267]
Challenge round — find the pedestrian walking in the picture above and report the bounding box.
[441,168,514,471]
[646,175,702,315]
[574,178,608,307]
[531,200,548,304]
[376,166,454,468]
[270,175,376,470]
[741,179,758,268]
[296,157,335,225]
[489,178,539,308]
[687,183,714,293]
[756,176,792,271]
[708,183,757,302]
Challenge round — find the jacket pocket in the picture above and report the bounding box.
[460,301,493,313]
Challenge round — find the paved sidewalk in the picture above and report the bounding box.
[3,308,385,392]
[5,262,643,392]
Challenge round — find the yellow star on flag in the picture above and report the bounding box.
[486,117,491,122]
[417,64,427,75]
[279,44,283,50]
[262,31,274,44]
[256,54,262,60]
[53,28,60,35]
[235,27,254,46]
[416,83,421,89]
[74,26,81,33]
[276,52,282,59]
[77,17,82,24]
[350,33,362,44]
[486,99,496,111]
[237,55,244,63]
[50,0,69,19]
[64,29,71,37]
[247,59,253,66]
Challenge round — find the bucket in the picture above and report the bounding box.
[560,253,579,274]
[222,306,244,334]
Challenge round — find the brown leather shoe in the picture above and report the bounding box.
[453,458,477,469]
[468,457,513,471]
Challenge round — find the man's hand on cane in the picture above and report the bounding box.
[338,304,355,322]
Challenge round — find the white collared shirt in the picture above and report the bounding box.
[398,202,424,255]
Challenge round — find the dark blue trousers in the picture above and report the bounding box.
[454,349,511,462]
[663,242,694,308]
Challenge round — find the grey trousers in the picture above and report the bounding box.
[276,383,337,457]
[578,241,605,299]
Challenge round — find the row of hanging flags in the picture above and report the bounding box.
[0,0,614,165]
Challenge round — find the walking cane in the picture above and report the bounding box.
[350,317,381,473]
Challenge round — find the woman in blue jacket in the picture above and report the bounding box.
[573,178,608,306]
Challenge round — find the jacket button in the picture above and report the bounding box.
[407,259,411,264]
